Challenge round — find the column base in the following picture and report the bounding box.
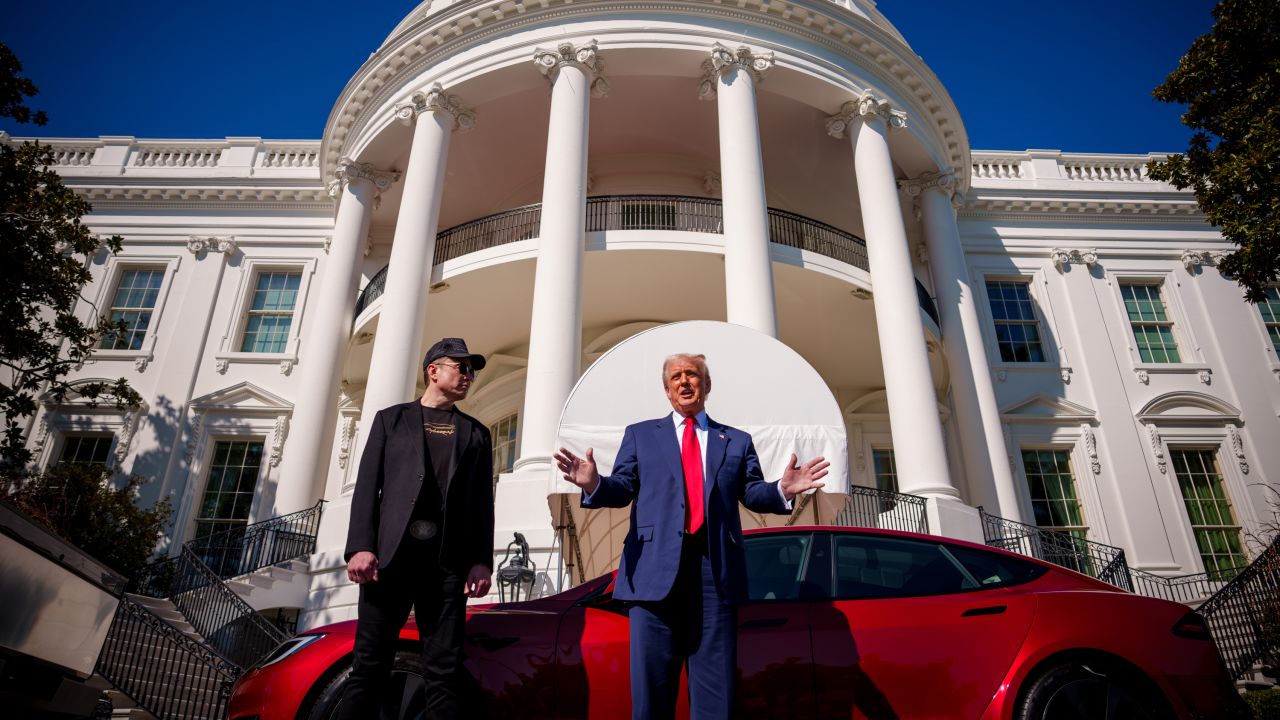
[925,496,985,544]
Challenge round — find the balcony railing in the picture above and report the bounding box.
[832,486,929,535]
[979,509,1133,591]
[1195,533,1280,680]
[355,195,876,318]
[189,500,325,581]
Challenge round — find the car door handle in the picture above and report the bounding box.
[960,605,1007,617]
[739,617,788,629]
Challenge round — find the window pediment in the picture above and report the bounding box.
[190,381,292,416]
[1000,393,1097,424]
[1136,391,1241,426]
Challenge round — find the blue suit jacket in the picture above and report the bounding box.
[582,415,790,605]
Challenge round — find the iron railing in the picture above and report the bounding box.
[168,546,289,669]
[353,264,388,317]
[96,596,236,720]
[189,500,325,580]
[833,486,929,535]
[1194,535,1280,679]
[354,195,879,318]
[1129,567,1229,605]
[979,509,1133,591]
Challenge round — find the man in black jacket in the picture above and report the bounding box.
[338,337,495,719]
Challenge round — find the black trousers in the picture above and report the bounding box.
[335,539,467,720]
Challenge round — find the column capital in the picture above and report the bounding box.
[533,40,610,97]
[327,158,400,198]
[394,83,476,130]
[825,91,908,139]
[900,170,965,212]
[698,44,775,100]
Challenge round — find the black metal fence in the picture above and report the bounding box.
[168,546,289,669]
[97,596,236,720]
[979,509,1133,591]
[1129,567,1229,605]
[189,500,325,580]
[1194,534,1280,679]
[832,486,929,535]
[354,195,876,316]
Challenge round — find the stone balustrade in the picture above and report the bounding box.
[971,150,1171,187]
[0,133,322,179]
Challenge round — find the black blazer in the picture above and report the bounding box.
[344,400,495,574]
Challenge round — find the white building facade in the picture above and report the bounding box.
[12,0,1280,630]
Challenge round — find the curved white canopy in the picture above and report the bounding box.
[549,320,849,582]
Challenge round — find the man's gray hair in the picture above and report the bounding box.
[661,353,710,387]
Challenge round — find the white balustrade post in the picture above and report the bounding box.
[827,95,956,500]
[906,171,1021,519]
[354,86,475,463]
[275,160,397,515]
[700,44,778,337]
[515,41,608,472]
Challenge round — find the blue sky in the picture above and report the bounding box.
[2,0,1216,153]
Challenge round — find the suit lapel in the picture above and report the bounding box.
[404,402,426,472]
[655,416,684,487]
[705,417,728,494]
[447,416,470,496]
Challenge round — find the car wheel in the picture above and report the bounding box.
[304,650,427,720]
[1016,660,1172,720]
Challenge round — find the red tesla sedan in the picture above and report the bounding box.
[228,527,1245,719]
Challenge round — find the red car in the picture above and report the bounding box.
[228,527,1245,719]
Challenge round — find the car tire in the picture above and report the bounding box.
[1016,660,1173,720]
[303,650,426,720]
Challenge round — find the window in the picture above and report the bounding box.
[1120,282,1181,363]
[985,280,1046,362]
[833,535,976,599]
[59,434,113,467]
[744,533,812,602]
[872,449,898,494]
[489,414,518,482]
[100,268,165,350]
[195,440,264,541]
[1171,449,1246,579]
[1022,449,1091,574]
[1259,286,1280,356]
[239,271,301,353]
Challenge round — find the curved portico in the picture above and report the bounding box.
[278,0,1024,624]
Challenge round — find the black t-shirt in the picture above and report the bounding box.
[421,403,458,501]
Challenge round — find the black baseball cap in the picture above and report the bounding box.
[423,337,487,371]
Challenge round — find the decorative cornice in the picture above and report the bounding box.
[1050,247,1099,270]
[1180,249,1223,271]
[533,40,610,97]
[187,236,237,256]
[698,43,775,100]
[320,1,972,193]
[394,83,476,131]
[825,91,908,139]
[328,158,399,199]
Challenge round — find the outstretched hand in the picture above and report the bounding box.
[554,446,600,494]
[779,453,829,501]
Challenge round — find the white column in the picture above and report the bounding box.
[906,171,1022,520]
[353,85,475,463]
[826,94,956,500]
[515,41,608,473]
[274,160,396,515]
[700,44,778,337]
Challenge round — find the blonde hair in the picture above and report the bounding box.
[661,353,710,388]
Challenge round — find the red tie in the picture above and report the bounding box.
[682,417,704,534]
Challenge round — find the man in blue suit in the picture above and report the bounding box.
[554,353,828,720]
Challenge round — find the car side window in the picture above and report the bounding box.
[832,535,980,599]
[744,534,812,602]
[946,544,1047,588]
